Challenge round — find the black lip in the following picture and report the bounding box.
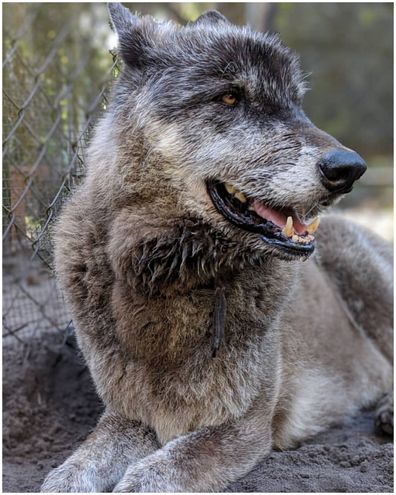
[207,180,315,256]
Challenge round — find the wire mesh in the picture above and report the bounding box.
[3,3,119,343]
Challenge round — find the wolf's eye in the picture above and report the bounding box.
[221,94,238,106]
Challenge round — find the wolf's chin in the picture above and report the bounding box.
[206,180,320,258]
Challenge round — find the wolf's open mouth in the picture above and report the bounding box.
[207,180,320,256]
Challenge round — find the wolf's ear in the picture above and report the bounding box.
[107,3,153,69]
[191,10,230,27]
[108,2,135,33]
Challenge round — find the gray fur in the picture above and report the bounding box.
[42,5,393,492]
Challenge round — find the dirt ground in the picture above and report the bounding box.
[3,330,393,493]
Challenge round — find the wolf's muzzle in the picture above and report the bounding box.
[317,148,367,194]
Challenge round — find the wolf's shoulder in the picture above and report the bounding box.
[315,213,392,260]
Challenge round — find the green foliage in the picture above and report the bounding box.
[3,3,115,241]
[274,3,392,157]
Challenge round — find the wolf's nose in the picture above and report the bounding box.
[318,149,367,193]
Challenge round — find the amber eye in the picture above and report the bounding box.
[221,94,238,106]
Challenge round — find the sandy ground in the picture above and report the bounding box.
[3,330,393,493]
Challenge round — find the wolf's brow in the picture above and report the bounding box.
[221,62,238,76]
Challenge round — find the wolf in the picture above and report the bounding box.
[41,3,393,492]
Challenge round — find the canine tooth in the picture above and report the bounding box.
[234,191,247,203]
[282,216,294,238]
[225,183,236,195]
[306,217,320,234]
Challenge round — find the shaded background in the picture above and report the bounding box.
[2,3,393,492]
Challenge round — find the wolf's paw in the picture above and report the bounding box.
[41,463,100,493]
[375,391,393,436]
[113,454,180,493]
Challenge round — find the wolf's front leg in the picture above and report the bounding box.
[41,411,159,493]
[114,413,271,493]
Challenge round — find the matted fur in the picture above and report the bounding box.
[42,5,393,492]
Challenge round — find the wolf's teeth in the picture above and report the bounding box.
[234,191,247,203]
[225,183,236,195]
[306,217,320,234]
[282,216,294,238]
[292,234,299,243]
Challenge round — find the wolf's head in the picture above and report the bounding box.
[105,4,366,264]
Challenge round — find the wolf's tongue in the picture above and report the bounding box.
[252,201,286,228]
[252,200,306,235]
[292,219,306,235]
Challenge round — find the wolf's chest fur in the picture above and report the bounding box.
[105,270,285,444]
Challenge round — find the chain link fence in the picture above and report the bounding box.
[3,3,119,345]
